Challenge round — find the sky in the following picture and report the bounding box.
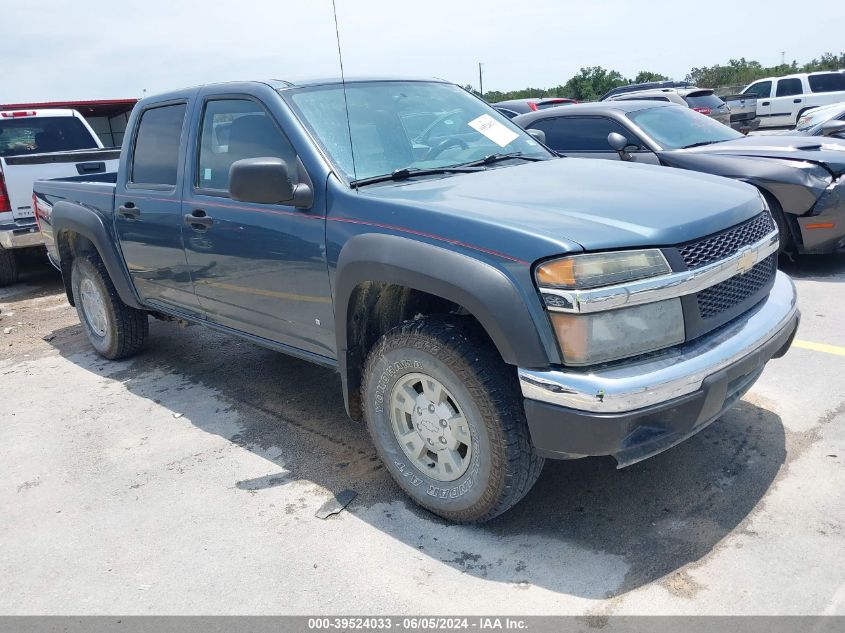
[2,0,844,103]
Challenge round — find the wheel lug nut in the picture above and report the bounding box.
[427,438,434,445]
[439,419,447,427]
[428,404,435,413]
[439,436,447,444]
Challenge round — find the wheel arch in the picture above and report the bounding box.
[52,201,141,309]
[334,233,552,419]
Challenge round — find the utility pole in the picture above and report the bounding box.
[478,62,484,97]
[781,51,785,66]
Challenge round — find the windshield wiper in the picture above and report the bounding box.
[456,152,548,168]
[350,166,482,188]
[681,141,720,149]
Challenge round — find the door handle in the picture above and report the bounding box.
[77,161,105,175]
[184,209,213,229]
[761,101,770,106]
[117,203,140,219]
[793,98,802,103]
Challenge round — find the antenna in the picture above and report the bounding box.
[332,0,358,186]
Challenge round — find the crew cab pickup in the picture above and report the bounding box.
[35,79,799,522]
[0,108,119,285]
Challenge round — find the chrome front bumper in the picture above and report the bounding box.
[0,221,44,250]
[519,271,798,414]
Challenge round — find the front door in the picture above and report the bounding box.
[181,96,334,358]
[114,101,202,314]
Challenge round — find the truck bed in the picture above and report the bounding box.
[34,173,117,268]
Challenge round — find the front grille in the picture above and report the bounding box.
[678,212,775,270]
[696,254,777,319]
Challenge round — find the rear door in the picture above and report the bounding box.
[742,80,773,126]
[769,77,805,127]
[528,115,660,164]
[180,93,334,358]
[114,100,202,314]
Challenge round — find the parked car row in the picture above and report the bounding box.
[512,100,845,254]
[494,70,845,137]
[27,77,807,522]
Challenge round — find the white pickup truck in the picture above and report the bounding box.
[0,108,120,285]
[741,70,845,129]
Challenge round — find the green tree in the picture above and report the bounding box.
[562,66,627,101]
[633,71,669,84]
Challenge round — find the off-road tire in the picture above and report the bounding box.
[0,248,18,287]
[362,317,544,523]
[71,254,148,359]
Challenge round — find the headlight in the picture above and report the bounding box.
[536,250,682,365]
[536,249,670,289]
[549,299,685,366]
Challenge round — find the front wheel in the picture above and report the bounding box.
[362,318,544,523]
[71,254,149,359]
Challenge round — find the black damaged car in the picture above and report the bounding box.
[515,101,845,255]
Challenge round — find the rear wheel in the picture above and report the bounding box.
[362,317,544,523]
[71,254,148,359]
[0,248,18,287]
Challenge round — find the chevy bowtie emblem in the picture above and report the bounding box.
[737,248,756,274]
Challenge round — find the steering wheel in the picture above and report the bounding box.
[426,137,469,159]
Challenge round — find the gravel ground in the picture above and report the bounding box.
[1,256,844,615]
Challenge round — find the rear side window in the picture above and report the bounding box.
[529,116,641,152]
[0,116,97,157]
[743,81,772,98]
[683,92,725,109]
[775,78,803,97]
[808,73,845,93]
[131,104,186,186]
[197,99,301,194]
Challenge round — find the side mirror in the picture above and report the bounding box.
[820,120,845,137]
[527,128,546,144]
[229,157,313,208]
[607,132,639,161]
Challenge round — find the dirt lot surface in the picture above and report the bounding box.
[2,257,844,615]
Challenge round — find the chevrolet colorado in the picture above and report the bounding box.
[35,79,799,522]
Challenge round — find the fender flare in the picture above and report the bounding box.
[334,233,552,414]
[51,201,142,309]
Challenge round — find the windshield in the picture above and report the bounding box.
[0,116,98,157]
[284,81,550,182]
[627,106,742,149]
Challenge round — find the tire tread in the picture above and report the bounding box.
[363,317,543,523]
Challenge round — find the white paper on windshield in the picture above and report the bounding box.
[468,114,519,147]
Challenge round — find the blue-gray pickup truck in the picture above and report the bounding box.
[34,78,799,522]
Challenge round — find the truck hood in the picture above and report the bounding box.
[361,158,763,254]
[680,135,845,176]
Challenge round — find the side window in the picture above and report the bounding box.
[808,73,845,93]
[744,81,772,99]
[197,99,300,194]
[131,104,186,187]
[530,117,642,152]
[775,78,803,97]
